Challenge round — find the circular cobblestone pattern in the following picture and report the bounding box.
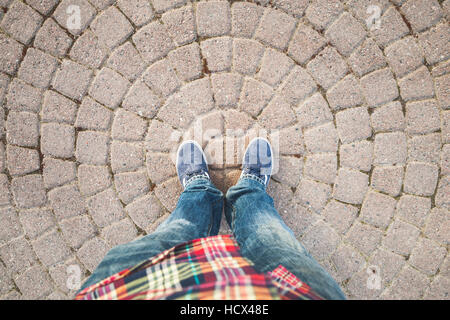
[0,0,449,300]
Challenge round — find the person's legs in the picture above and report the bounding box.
[79,142,223,291]
[225,138,345,300]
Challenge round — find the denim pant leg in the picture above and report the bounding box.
[225,178,346,300]
[79,178,223,291]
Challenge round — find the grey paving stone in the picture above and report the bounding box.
[0,237,36,274]
[348,38,386,77]
[279,66,317,106]
[40,123,75,159]
[75,131,110,165]
[360,68,398,108]
[333,168,369,205]
[200,37,233,73]
[114,170,149,205]
[0,207,21,244]
[304,122,338,153]
[370,101,405,132]
[257,48,294,88]
[122,80,160,119]
[305,0,344,31]
[272,156,302,187]
[435,176,450,210]
[90,6,133,49]
[273,0,309,17]
[53,0,96,36]
[294,178,331,213]
[125,193,164,230]
[211,73,243,108]
[0,174,11,206]
[331,244,365,282]
[132,21,175,64]
[153,176,183,212]
[161,4,196,46]
[303,153,336,185]
[383,219,420,256]
[11,174,46,208]
[409,237,446,275]
[6,145,40,176]
[360,190,396,229]
[89,68,130,110]
[424,207,450,244]
[106,42,146,82]
[307,46,348,90]
[399,66,435,102]
[400,0,442,33]
[18,208,55,239]
[407,99,440,135]
[370,165,403,197]
[34,18,73,58]
[231,2,264,38]
[385,36,424,78]
[77,164,111,197]
[75,97,112,131]
[151,0,187,13]
[17,48,59,89]
[325,12,366,57]
[117,0,154,27]
[403,162,439,196]
[255,8,296,51]
[346,220,383,256]
[145,119,181,152]
[381,265,430,299]
[32,229,71,267]
[418,23,450,66]
[408,133,441,164]
[43,158,76,189]
[60,215,96,249]
[339,140,373,172]
[69,29,109,69]
[6,79,42,113]
[110,141,144,173]
[232,39,264,76]
[322,200,357,235]
[326,75,363,111]
[25,0,58,15]
[435,74,450,110]
[41,90,78,124]
[296,92,332,128]
[101,218,138,247]
[370,6,408,48]
[14,264,53,299]
[111,109,147,142]
[48,184,86,220]
[146,152,176,184]
[0,0,43,45]
[52,60,93,101]
[288,23,326,65]
[196,1,231,38]
[301,221,341,261]
[424,275,450,300]
[336,107,371,144]
[142,58,181,98]
[168,43,202,82]
[76,237,109,272]
[87,188,125,228]
[374,132,407,165]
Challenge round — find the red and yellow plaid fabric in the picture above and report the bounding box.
[75,235,322,300]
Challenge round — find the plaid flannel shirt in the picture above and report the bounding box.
[75,235,323,300]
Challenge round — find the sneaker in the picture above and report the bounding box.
[176,140,210,189]
[240,137,273,188]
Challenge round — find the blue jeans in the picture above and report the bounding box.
[79,177,346,300]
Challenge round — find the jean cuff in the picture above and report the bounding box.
[238,174,266,190]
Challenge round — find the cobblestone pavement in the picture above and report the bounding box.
[0,0,449,300]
